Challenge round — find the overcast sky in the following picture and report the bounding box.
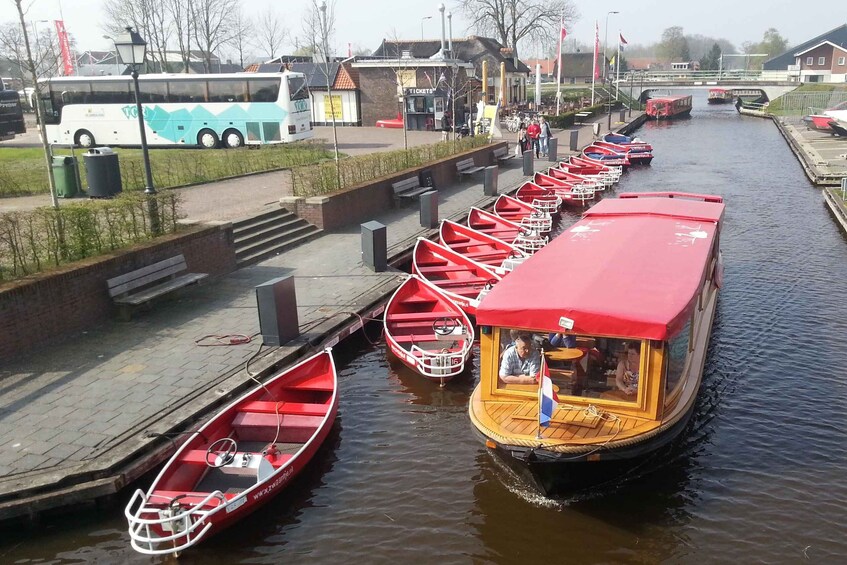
[17,0,844,61]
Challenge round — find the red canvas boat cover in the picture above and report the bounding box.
[476,194,725,340]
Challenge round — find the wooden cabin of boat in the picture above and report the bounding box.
[468,192,725,493]
[646,95,693,119]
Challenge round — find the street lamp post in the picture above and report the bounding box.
[421,16,432,40]
[603,11,619,83]
[113,27,159,233]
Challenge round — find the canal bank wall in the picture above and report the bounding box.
[0,113,648,523]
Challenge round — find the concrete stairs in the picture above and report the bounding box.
[233,208,323,268]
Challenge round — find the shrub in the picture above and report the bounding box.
[0,192,183,282]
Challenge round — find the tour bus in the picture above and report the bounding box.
[0,82,26,141]
[39,72,312,149]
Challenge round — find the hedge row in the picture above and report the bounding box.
[0,192,182,282]
[544,101,625,129]
[291,136,490,197]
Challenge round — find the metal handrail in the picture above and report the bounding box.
[409,341,470,378]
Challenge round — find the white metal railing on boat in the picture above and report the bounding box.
[519,211,552,232]
[125,488,227,555]
[410,323,471,378]
[513,233,548,254]
[500,251,528,271]
[530,197,561,213]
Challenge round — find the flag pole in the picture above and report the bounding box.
[615,32,621,101]
[591,21,597,106]
[555,14,564,116]
[536,348,545,440]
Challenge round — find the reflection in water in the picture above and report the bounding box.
[3,93,847,562]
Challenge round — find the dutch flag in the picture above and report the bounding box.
[538,354,559,427]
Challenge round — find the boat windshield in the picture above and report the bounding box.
[496,328,643,403]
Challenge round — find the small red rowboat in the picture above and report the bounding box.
[125,349,339,556]
[384,275,474,385]
[546,167,606,192]
[582,144,631,167]
[568,155,623,177]
[594,140,653,165]
[514,181,562,214]
[493,195,553,234]
[466,207,548,255]
[412,238,502,315]
[439,219,527,273]
[532,173,594,207]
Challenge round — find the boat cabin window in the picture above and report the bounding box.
[665,319,691,402]
[496,328,643,403]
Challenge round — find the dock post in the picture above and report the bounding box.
[361,220,387,272]
[420,191,438,228]
[483,165,498,196]
[522,150,533,175]
[569,130,579,151]
[255,276,299,346]
[547,138,558,162]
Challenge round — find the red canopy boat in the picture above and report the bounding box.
[646,95,693,119]
[439,219,527,273]
[466,207,549,254]
[707,88,733,104]
[125,349,338,555]
[384,275,474,384]
[412,238,502,315]
[493,195,553,233]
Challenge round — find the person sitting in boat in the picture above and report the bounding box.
[614,342,641,396]
[499,334,541,385]
[548,332,577,348]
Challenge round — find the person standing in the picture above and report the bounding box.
[538,116,552,157]
[526,118,541,158]
[440,111,451,141]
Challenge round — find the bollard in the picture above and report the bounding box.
[569,130,579,151]
[483,165,499,196]
[522,150,533,175]
[255,276,299,346]
[547,138,558,163]
[420,190,438,228]
[592,122,601,136]
[361,220,387,272]
[620,109,626,123]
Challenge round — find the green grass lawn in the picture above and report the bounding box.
[0,142,335,198]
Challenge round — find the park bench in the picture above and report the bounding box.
[106,254,208,320]
[456,157,484,178]
[392,177,432,203]
[492,145,514,164]
[575,111,592,124]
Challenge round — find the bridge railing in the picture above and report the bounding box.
[617,69,791,83]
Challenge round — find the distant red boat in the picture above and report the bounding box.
[602,133,653,152]
[646,95,693,119]
[466,207,549,255]
[493,195,553,233]
[531,173,594,206]
[707,88,733,104]
[126,349,338,556]
[594,140,653,165]
[439,219,527,274]
[582,144,631,167]
[412,238,502,315]
[802,114,835,133]
[384,275,474,384]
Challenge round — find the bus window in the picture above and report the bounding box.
[248,79,280,102]
[287,75,308,101]
[54,81,90,106]
[169,80,207,103]
[139,81,168,103]
[207,80,248,103]
[89,81,131,104]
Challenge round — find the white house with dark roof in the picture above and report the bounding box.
[762,24,847,83]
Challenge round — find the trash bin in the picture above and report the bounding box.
[83,147,122,198]
[419,169,435,191]
[52,155,79,198]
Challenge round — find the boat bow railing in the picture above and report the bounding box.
[519,212,552,233]
[513,233,548,254]
[125,488,227,555]
[410,337,470,378]
[530,197,561,213]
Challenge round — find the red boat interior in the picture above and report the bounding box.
[386,278,468,355]
[468,209,523,243]
[414,240,498,302]
[440,222,513,267]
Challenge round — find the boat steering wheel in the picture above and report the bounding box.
[205,437,238,468]
[483,278,498,290]
[508,250,523,259]
[432,317,458,336]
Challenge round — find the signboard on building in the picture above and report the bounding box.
[324,95,342,121]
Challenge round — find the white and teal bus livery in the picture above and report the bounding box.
[40,72,312,149]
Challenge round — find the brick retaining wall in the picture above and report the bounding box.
[0,224,236,361]
[280,141,506,231]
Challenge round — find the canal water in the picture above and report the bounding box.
[3,93,846,563]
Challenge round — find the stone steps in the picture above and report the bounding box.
[233,208,323,268]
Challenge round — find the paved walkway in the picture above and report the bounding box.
[0,114,643,518]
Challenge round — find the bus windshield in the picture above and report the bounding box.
[288,76,308,101]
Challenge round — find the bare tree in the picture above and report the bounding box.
[384,32,415,152]
[254,7,286,59]
[102,0,169,69]
[310,0,340,187]
[165,0,195,72]
[459,0,578,60]
[191,0,236,72]
[227,5,254,69]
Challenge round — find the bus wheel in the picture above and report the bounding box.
[197,129,219,149]
[222,129,244,149]
[75,129,96,148]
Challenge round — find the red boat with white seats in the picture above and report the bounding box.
[466,207,549,255]
[125,349,338,556]
[532,172,594,206]
[514,181,562,214]
[412,238,502,315]
[582,144,631,168]
[384,275,474,385]
[594,140,653,165]
[493,195,553,234]
[439,219,527,274]
[546,167,606,192]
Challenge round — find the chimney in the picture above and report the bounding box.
[438,3,446,55]
[447,11,453,56]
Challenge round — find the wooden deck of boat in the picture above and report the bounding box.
[471,392,659,445]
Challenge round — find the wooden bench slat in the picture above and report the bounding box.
[107,255,186,291]
[112,273,208,306]
[457,158,484,176]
